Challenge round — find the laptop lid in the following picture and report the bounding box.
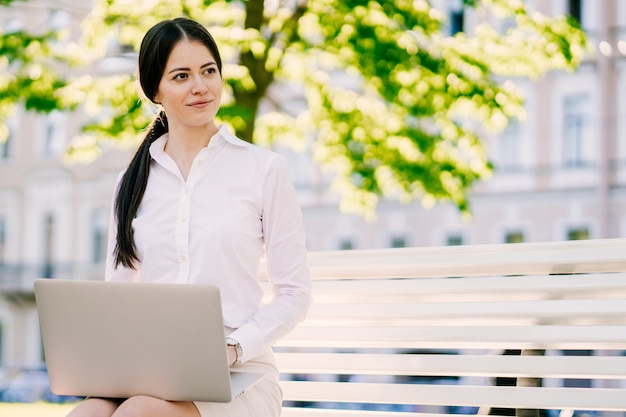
[34,279,263,402]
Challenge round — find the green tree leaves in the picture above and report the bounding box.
[1,0,588,217]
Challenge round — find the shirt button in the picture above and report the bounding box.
[180,217,187,223]
[196,159,204,166]
[180,255,187,262]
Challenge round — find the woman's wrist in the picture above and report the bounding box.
[226,337,242,366]
[226,345,237,366]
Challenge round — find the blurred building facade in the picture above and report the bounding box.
[0,0,625,374]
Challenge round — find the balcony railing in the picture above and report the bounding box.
[0,262,104,295]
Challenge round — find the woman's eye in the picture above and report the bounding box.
[174,73,188,80]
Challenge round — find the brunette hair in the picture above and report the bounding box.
[113,18,223,269]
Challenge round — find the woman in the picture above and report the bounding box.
[68,17,312,417]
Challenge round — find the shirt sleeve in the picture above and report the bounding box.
[227,154,313,362]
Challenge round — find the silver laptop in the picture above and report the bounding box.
[34,279,264,402]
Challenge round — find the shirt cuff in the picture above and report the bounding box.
[227,324,265,364]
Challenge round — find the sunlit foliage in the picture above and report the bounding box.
[0,0,588,217]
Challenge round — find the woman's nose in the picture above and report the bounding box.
[191,75,208,94]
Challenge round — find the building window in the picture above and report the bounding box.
[568,0,583,26]
[1,134,9,160]
[0,118,14,161]
[44,110,67,157]
[0,217,5,266]
[562,93,590,166]
[504,231,524,244]
[49,9,70,30]
[0,323,3,365]
[42,213,56,278]
[3,17,23,34]
[338,238,353,251]
[449,1,464,35]
[446,234,463,246]
[567,227,589,241]
[390,236,407,248]
[91,207,108,264]
[120,43,135,55]
[499,120,521,170]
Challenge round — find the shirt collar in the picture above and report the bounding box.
[150,124,246,155]
[215,124,247,147]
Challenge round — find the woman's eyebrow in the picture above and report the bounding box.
[201,61,218,70]
[167,61,217,74]
[168,67,190,74]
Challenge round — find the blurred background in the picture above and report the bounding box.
[0,0,625,406]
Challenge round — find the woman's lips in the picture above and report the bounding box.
[188,100,210,108]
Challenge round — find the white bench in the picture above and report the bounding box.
[268,238,626,417]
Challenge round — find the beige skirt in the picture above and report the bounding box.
[193,348,283,417]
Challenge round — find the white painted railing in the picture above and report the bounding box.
[272,238,626,417]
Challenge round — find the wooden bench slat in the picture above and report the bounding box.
[305,299,626,325]
[281,381,626,411]
[278,325,626,349]
[282,409,501,417]
[281,408,427,417]
[275,353,626,379]
[263,273,626,303]
[309,273,626,292]
[305,239,626,279]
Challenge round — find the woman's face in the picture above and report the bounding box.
[154,40,222,131]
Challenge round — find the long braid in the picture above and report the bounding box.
[113,112,168,268]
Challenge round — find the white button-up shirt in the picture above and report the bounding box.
[105,125,312,362]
